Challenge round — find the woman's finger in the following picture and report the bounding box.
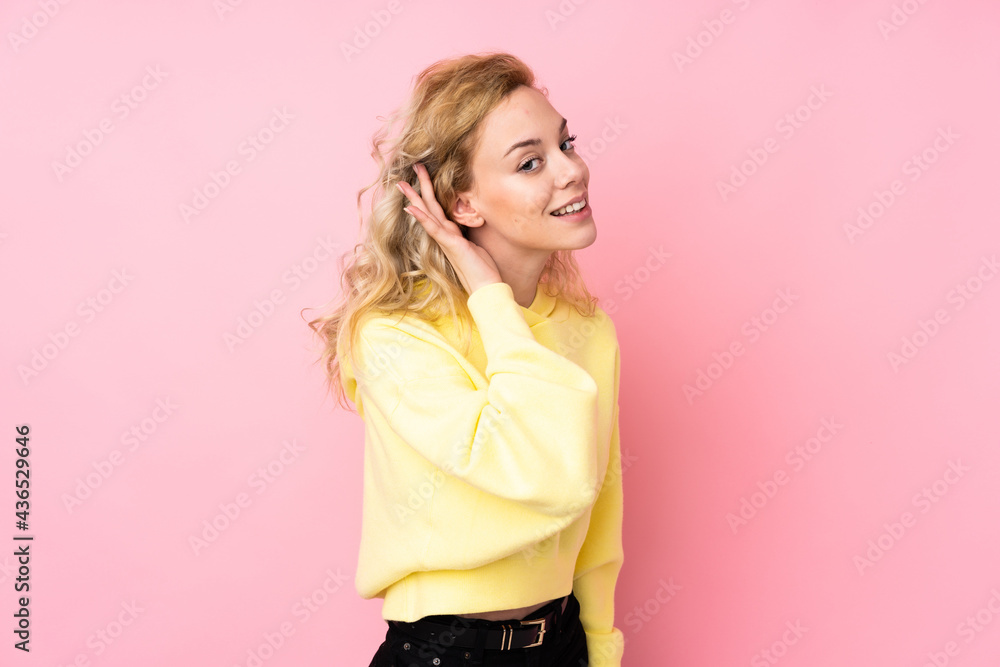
[404,203,447,243]
[398,179,460,243]
[398,182,443,231]
[397,181,428,216]
[412,163,447,221]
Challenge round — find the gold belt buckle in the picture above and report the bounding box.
[520,617,546,648]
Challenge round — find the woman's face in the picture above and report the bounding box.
[453,86,596,264]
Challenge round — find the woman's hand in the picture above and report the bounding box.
[397,162,502,296]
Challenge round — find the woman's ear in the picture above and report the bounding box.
[451,193,485,229]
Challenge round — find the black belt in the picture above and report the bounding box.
[390,595,569,651]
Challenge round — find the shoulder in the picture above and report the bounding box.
[592,302,619,340]
[590,304,621,368]
[353,309,459,359]
[561,298,619,344]
[547,297,620,367]
[348,308,469,384]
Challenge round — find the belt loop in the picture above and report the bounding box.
[554,594,567,626]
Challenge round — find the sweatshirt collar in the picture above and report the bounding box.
[521,282,556,324]
[413,277,555,323]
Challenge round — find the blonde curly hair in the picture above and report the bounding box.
[304,51,597,411]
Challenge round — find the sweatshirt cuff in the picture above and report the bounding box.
[585,628,625,666]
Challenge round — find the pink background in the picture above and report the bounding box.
[3,1,999,665]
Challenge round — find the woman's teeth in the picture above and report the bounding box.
[552,199,586,216]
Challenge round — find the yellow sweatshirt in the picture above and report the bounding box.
[340,280,625,666]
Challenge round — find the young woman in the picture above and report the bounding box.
[308,52,625,666]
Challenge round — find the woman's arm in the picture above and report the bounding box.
[349,279,602,528]
[572,392,626,666]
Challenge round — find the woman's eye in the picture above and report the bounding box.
[518,135,579,173]
[518,157,541,172]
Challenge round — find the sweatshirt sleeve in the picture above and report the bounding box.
[349,281,602,568]
[573,344,625,666]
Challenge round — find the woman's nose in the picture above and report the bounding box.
[554,151,585,188]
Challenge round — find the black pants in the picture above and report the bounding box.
[368,591,589,666]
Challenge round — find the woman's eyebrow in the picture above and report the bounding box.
[503,118,568,159]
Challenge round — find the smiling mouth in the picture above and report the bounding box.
[551,198,588,216]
